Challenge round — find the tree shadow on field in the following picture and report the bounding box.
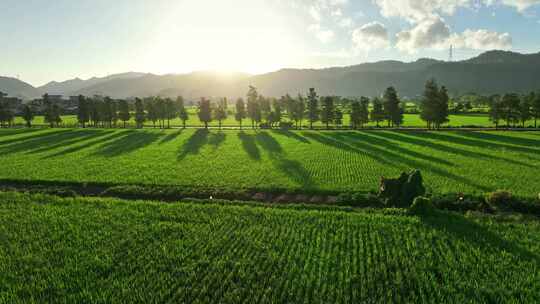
[0,128,44,138]
[0,129,101,155]
[159,130,183,145]
[0,129,70,148]
[43,131,130,158]
[177,129,209,160]
[410,132,540,160]
[420,212,540,265]
[238,132,260,160]
[366,131,531,167]
[274,130,310,144]
[208,132,226,149]
[457,131,540,147]
[255,131,314,188]
[94,130,162,157]
[29,130,114,154]
[313,131,492,192]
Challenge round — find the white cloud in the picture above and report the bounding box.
[352,22,390,52]
[395,17,512,52]
[449,29,512,49]
[485,0,540,12]
[309,24,336,43]
[374,0,472,22]
[396,16,451,52]
[338,17,354,28]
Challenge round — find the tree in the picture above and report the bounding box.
[420,79,439,129]
[177,96,189,129]
[383,87,403,127]
[518,94,531,127]
[235,98,246,129]
[118,99,131,128]
[164,98,176,128]
[488,95,504,129]
[291,94,306,129]
[22,104,34,128]
[77,95,89,128]
[532,92,540,128]
[247,86,260,129]
[198,97,212,129]
[501,93,520,128]
[435,86,450,129]
[334,107,343,128]
[134,98,146,128]
[370,97,385,127]
[271,98,283,128]
[307,88,319,129]
[259,96,271,124]
[214,98,228,129]
[43,94,62,128]
[0,100,14,128]
[320,96,335,129]
[146,99,159,128]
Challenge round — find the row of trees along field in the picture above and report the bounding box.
[1,80,540,129]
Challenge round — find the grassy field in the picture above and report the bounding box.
[1,192,539,303]
[13,111,540,128]
[0,128,539,196]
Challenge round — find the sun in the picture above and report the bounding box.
[141,0,300,75]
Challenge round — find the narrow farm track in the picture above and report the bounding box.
[1,192,539,303]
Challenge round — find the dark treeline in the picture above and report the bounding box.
[2,81,540,129]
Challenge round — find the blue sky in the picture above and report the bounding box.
[1,0,539,86]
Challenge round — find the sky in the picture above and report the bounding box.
[1,0,540,86]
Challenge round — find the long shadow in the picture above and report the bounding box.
[94,131,162,157]
[208,132,226,150]
[421,212,540,265]
[413,132,540,158]
[314,132,491,192]
[28,130,114,154]
[368,131,532,167]
[273,130,310,144]
[43,131,130,158]
[0,129,71,147]
[0,130,92,155]
[344,132,454,166]
[177,129,210,160]
[256,131,314,188]
[301,131,395,167]
[0,128,44,138]
[457,131,540,147]
[159,130,183,145]
[238,132,260,160]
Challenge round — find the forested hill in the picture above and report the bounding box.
[2,50,540,99]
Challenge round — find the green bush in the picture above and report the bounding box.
[409,197,435,215]
[485,190,514,211]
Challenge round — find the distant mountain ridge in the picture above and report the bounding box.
[1,50,539,100]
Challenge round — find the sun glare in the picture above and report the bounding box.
[141,0,299,75]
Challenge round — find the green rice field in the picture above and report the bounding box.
[0,128,539,196]
[1,192,538,303]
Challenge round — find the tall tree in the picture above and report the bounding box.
[271,98,283,128]
[77,95,89,128]
[488,95,503,129]
[214,98,228,130]
[165,98,176,128]
[383,87,403,127]
[43,94,62,128]
[518,94,531,127]
[350,100,361,129]
[334,107,343,128]
[320,96,335,129]
[198,97,212,129]
[235,98,246,129]
[420,79,439,129]
[146,99,159,128]
[246,86,260,129]
[307,88,319,129]
[259,96,271,125]
[134,98,146,128]
[118,99,131,128]
[501,93,520,128]
[532,92,540,128]
[22,105,34,128]
[291,94,306,129]
[359,97,370,128]
[177,96,189,129]
[434,86,450,129]
[370,97,385,127]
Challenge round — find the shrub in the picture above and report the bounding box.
[379,170,425,207]
[408,197,435,215]
[485,190,514,211]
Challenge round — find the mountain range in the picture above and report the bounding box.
[1,50,540,100]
